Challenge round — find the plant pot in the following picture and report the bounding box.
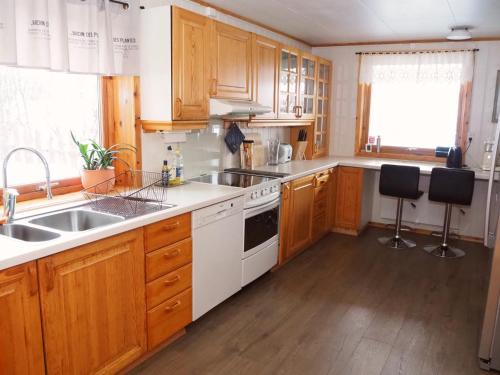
[81,168,116,194]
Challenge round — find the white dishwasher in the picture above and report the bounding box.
[192,196,244,320]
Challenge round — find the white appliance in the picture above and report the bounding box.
[209,99,272,117]
[192,196,244,320]
[278,144,293,164]
[242,178,281,286]
[190,171,281,287]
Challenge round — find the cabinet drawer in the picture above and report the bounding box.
[147,264,192,309]
[144,213,191,252]
[146,238,192,282]
[147,288,192,349]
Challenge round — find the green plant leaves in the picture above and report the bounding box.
[71,131,136,170]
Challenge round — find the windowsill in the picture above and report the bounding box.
[356,150,445,163]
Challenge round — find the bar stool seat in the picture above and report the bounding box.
[423,167,475,258]
[378,164,423,249]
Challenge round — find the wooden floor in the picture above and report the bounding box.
[131,228,491,375]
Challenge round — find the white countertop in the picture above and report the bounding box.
[0,182,244,270]
[254,156,493,182]
[0,155,493,271]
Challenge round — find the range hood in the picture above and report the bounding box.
[209,99,272,118]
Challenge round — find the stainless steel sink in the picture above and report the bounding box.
[30,209,124,232]
[0,224,60,242]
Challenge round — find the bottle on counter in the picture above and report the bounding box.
[376,135,381,153]
[167,146,177,185]
[175,148,184,184]
[161,160,169,186]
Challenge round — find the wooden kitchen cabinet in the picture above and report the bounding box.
[278,182,291,265]
[333,167,365,235]
[279,46,301,119]
[172,7,211,121]
[0,262,45,375]
[299,52,317,120]
[210,21,253,100]
[313,58,332,158]
[38,229,146,374]
[286,174,315,257]
[252,34,280,119]
[312,170,330,241]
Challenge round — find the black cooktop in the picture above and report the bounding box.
[190,172,276,188]
[224,168,290,178]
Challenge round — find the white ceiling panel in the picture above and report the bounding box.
[201,0,500,45]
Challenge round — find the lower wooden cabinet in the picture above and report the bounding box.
[0,261,45,375]
[286,174,315,258]
[38,229,147,374]
[332,166,365,235]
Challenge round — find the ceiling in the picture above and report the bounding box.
[201,0,500,45]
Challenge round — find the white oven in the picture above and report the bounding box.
[242,194,280,286]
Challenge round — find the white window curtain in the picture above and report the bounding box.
[0,0,140,75]
[359,50,475,85]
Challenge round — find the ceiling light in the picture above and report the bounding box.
[447,27,472,41]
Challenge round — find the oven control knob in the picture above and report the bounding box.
[250,191,257,199]
[271,186,278,193]
[263,188,269,195]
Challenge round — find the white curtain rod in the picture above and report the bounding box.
[355,48,479,55]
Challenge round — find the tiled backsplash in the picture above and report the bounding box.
[142,121,290,179]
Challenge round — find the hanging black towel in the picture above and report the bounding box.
[224,122,245,154]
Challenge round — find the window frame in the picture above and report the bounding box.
[0,75,107,203]
[354,65,472,163]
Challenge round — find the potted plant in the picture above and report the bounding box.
[71,132,136,193]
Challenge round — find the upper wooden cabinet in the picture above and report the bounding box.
[252,34,280,119]
[38,229,146,374]
[172,7,211,121]
[210,22,253,100]
[279,46,301,119]
[0,262,45,375]
[299,52,317,120]
[313,58,332,158]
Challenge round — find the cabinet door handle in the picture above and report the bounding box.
[283,183,290,200]
[164,275,181,286]
[164,300,181,312]
[174,98,182,118]
[293,105,299,118]
[28,263,38,296]
[45,261,55,292]
[163,221,180,232]
[210,78,217,96]
[164,249,181,259]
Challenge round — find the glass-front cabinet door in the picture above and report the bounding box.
[279,47,300,119]
[299,53,317,120]
[314,59,331,158]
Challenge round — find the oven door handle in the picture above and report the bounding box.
[244,197,280,218]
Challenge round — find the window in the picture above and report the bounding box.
[355,50,474,160]
[0,66,101,193]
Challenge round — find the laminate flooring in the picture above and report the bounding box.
[131,228,491,375]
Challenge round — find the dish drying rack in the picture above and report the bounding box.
[82,170,171,217]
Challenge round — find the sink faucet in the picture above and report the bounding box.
[2,147,54,223]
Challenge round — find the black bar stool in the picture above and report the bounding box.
[378,164,423,249]
[423,167,475,258]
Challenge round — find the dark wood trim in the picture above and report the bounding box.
[312,36,500,48]
[188,0,311,47]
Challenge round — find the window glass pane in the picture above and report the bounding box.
[318,99,323,114]
[281,51,289,72]
[289,74,297,93]
[290,54,297,73]
[301,59,307,76]
[369,77,460,148]
[0,66,100,187]
[280,72,289,92]
[316,117,322,132]
[289,94,296,112]
[319,82,324,97]
[280,94,288,113]
[319,64,325,80]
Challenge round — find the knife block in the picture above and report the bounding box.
[294,141,308,160]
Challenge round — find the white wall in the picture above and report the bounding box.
[142,123,290,179]
[312,41,500,239]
